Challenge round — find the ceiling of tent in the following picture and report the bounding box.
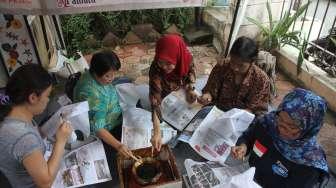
[0,0,206,15]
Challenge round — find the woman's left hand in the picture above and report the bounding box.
[186,89,197,103]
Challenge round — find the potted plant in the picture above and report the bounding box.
[247,1,310,72]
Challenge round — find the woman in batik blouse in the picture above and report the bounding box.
[149,34,198,151]
[74,51,132,158]
[199,36,271,116]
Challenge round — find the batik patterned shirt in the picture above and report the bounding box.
[202,59,270,115]
[74,71,122,134]
[149,61,196,119]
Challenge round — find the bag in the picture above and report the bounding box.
[65,72,82,101]
[48,51,89,79]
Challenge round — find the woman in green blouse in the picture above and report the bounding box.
[74,51,132,158]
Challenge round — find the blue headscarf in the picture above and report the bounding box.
[257,88,328,172]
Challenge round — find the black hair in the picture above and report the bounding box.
[229,36,258,63]
[0,64,53,122]
[89,51,121,77]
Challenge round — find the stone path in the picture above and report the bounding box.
[85,43,336,186]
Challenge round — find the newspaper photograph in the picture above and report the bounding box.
[40,101,91,143]
[161,89,202,131]
[184,159,260,188]
[121,107,177,150]
[189,107,255,164]
[52,139,112,188]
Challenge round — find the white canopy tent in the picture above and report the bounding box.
[0,0,207,87]
[0,0,206,15]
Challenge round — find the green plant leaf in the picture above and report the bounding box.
[297,36,308,74]
[266,1,273,31]
[246,17,270,35]
[330,37,336,46]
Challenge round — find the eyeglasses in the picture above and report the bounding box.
[276,112,302,131]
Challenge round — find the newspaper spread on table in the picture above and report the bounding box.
[41,100,112,187]
[184,159,261,188]
[121,107,177,150]
[189,107,255,164]
[161,88,202,131]
[48,139,111,188]
[40,101,91,145]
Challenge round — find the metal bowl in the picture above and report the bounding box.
[132,157,162,185]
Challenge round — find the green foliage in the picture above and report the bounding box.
[246,1,310,74]
[60,8,194,56]
[297,36,308,75]
[246,1,310,51]
[330,37,336,46]
[60,14,94,56]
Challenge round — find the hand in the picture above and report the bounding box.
[198,93,212,105]
[231,144,247,160]
[55,121,73,144]
[186,89,197,104]
[117,144,133,158]
[150,131,162,152]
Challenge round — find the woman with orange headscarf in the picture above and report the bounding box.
[149,34,197,151]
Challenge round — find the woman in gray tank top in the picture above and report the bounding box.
[0,64,72,188]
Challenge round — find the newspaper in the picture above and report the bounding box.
[189,107,255,164]
[50,138,112,188]
[40,101,91,146]
[121,107,177,150]
[41,100,112,187]
[184,159,260,188]
[161,89,202,131]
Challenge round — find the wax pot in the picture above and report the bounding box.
[117,145,182,188]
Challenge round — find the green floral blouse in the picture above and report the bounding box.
[73,71,122,134]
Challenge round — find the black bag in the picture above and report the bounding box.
[65,72,81,101]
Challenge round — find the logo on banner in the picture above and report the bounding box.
[57,0,96,8]
[253,140,268,157]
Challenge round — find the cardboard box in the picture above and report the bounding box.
[117,145,182,188]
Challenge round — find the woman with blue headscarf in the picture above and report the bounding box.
[231,88,329,188]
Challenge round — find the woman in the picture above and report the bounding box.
[0,64,72,188]
[73,51,132,158]
[231,88,329,188]
[199,36,270,116]
[149,34,198,151]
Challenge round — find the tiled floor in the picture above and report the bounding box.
[85,43,336,186]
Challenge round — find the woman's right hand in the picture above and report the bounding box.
[117,144,134,158]
[151,131,162,152]
[231,144,247,160]
[55,121,73,144]
[198,92,212,105]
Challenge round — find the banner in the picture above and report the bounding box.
[0,0,206,15]
[0,14,38,75]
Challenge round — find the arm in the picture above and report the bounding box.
[77,90,132,157]
[23,142,65,188]
[184,61,196,90]
[184,62,198,103]
[149,63,163,151]
[236,121,259,153]
[96,128,132,157]
[201,62,224,102]
[246,72,271,115]
[22,123,72,188]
